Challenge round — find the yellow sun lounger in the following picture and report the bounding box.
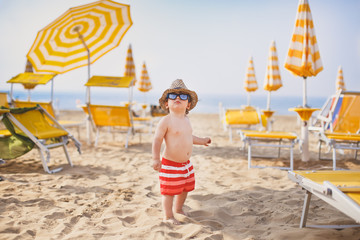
[82,104,143,148]
[310,90,360,170]
[222,107,267,142]
[12,100,85,138]
[288,170,360,228]
[239,130,298,170]
[3,105,81,173]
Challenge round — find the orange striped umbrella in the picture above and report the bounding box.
[137,62,152,92]
[124,44,136,86]
[244,56,258,106]
[336,66,346,91]
[27,0,132,75]
[284,0,323,107]
[264,41,282,110]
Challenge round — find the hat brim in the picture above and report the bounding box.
[159,88,198,113]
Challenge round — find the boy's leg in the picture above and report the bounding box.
[162,195,180,224]
[174,191,188,215]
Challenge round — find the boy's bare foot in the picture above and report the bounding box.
[163,217,181,225]
[175,210,190,217]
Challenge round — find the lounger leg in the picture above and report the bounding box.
[229,127,233,142]
[300,191,312,228]
[290,142,294,171]
[248,142,252,169]
[38,148,51,174]
[62,137,73,167]
[332,147,337,170]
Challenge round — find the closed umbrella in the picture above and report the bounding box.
[124,44,136,86]
[244,56,258,106]
[284,0,323,107]
[27,0,133,104]
[336,66,346,91]
[264,40,282,110]
[285,0,323,162]
[137,62,152,93]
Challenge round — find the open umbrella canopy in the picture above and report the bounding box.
[137,62,152,92]
[27,0,132,74]
[284,0,323,78]
[124,44,136,86]
[336,66,346,91]
[264,41,282,110]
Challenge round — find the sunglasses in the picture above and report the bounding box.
[167,93,189,101]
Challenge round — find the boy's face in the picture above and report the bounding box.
[166,92,191,112]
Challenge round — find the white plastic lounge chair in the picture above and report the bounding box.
[239,129,298,170]
[310,90,360,170]
[288,170,360,228]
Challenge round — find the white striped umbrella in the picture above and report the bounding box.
[336,66,346,91]
[137,62,152,93]
[124,44,136,86]
[27,0,132,77]
[264,40,282,110]
[244,56,258,106]
[284,0,323,107]
[285,0,323,162]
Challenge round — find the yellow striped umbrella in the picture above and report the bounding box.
[244,56,258,106]
[264,40,282,110]
[124,44,136,86]
[137,62,152,92]
[27,0,132,76]
[284,0,323,107]
[336,66,346,91]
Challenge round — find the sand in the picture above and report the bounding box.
[0,111,359,240]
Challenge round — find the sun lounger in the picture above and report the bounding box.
[239,129,298,170]
[12,100,85,138]
[310,90,360,170]
[2,105,81,173]
[288,170,360,228]
[222,106,267,142]
[82,104,144,148]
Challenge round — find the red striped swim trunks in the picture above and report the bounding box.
[159,157,195,195]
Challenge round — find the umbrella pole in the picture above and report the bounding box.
[301,76,310,161]
[76,28,92,144]
[267,91,271,110]
[247,92,251,106]
[303,76,307,107]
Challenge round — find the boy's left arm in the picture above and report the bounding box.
[193,135,211,146]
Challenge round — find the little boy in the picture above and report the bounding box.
[152,79,211,225]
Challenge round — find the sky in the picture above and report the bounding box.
[0,0,359,102]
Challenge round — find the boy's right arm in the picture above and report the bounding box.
[152,117,168,171]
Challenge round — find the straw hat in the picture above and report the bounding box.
[159,79,198,112]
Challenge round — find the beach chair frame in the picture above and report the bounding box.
[85,104,144,148]
[288,171,360,229]
[310,90,360,170]
[4,105,81,173]
[239,130,298,171]
[222,107,265,142]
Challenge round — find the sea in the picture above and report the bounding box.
[8,89,327,116]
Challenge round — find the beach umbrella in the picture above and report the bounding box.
[285,0,323,162]
[284,0,323,107]
[264,40,282,110]
[124,44,136,86]
[336,66,346,91]
[137,62,152,93]
[244,56,258,106]
[26,0,133,103]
